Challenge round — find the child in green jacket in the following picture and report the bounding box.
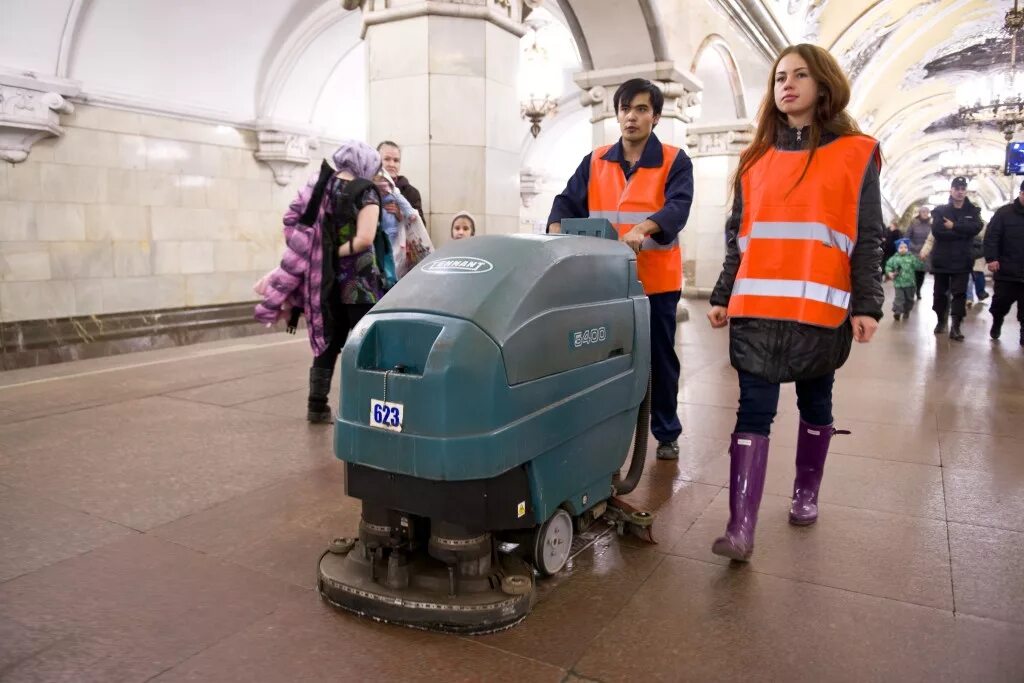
[885,239,923,320]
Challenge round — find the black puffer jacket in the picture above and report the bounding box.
[930,198,983,273]
[882,227,903,267]
[984,197,1024,283]
[709,127,884,384]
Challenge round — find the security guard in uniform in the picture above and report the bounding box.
[931,176,984,341]
[547,78,694,461]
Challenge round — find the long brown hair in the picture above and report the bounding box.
[733,44,864,194]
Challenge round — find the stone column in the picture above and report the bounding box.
[682,123,753,297]
[360,0,524,243]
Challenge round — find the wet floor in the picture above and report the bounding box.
[1,294,1022,682]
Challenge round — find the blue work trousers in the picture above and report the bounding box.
[649,291,682,443]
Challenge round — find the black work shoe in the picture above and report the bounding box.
[656,440,680,460]
[893,313,901,321]
[977,291,990,301]
[934,319,948,334]
[949,317,965,342]
[991,317,1003,340]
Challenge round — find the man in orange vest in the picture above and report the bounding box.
[547,78,694,460]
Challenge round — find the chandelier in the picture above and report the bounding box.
[937,142,1003,178]
[956,0,1024,140]
[519,19,562,137]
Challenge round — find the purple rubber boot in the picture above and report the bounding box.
[788,419,834,526]
[711,433,769,562]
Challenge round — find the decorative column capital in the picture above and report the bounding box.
[573,62,703,125]
[0,73,80,163]
[360,0,525,38]
[253,125,320,186]
[684,123,755,157]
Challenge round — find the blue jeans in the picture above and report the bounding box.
[735,370,835,436]
[965,271,987,302]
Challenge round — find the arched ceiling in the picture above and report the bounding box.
[555,0,668,71]
[0,0,1018,217]
[556,0,1018,217]
[691,34,749,122]
[0,0,365,137]
[805,0,1018,216]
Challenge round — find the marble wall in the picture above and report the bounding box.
[0,104,321,323]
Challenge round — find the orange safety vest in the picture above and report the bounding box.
[727,135,881,328]
[587,143,682,295]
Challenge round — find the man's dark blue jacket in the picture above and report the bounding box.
[546,133,694,245]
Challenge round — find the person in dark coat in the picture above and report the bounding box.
[706,44,883,562]
[905,205,932,298]
[984,180,1024,345]
[881,222,903,275]
[930,176,984,341]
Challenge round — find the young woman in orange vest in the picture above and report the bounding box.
[706,44,884,562]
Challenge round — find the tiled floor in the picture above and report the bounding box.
[1,297,1022,682]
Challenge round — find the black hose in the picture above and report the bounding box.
[614,372,651,495]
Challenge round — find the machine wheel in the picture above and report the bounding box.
[531,509,573,576]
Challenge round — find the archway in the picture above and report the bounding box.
[690,34,747,123]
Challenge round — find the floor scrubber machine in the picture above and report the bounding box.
[317,220,654,634]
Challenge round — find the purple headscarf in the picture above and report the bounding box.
[332,141,381,180]
[255,141,383,356]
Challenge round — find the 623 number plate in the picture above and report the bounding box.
[370,399,403,432]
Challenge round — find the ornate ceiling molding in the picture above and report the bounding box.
[0,71,80,163]
[924,36,1017,78]
[253,126,320,186]
[360,0,526,39]
[903,9,1004,89]
[685,123,755,157]
[924,113,1001,136]
[709,0,790,61]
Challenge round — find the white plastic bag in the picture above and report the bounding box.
[397,212,434,278]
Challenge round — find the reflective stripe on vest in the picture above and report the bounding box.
[728,135,881,328]
[737,221,856,256]
[587,143,683,294]
[732,278,851,309]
